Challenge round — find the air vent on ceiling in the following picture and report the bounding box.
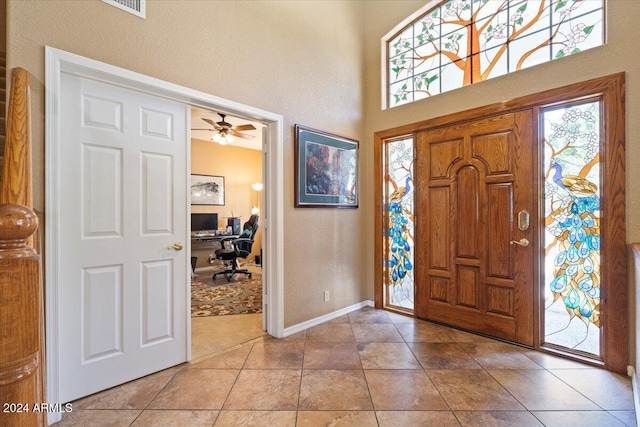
[102,0,146,19]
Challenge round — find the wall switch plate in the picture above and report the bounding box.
[324,290,330,302]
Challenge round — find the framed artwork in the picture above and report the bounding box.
[190,174,225,205]
[294,125,358,208]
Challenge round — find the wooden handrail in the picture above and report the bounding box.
[0,68,44,426]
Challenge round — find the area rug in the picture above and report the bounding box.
[191,272,262,317]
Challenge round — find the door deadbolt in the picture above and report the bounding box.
[517,210,530,231]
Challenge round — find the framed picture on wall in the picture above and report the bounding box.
[190,174,225,205]
[294,125,358,208]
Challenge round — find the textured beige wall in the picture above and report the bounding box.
[7,0,366,327]
[191,138,263,268]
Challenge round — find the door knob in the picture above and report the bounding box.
[510,238,529,247]
[168,241,184,251]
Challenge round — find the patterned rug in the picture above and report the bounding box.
[191,271,262,317]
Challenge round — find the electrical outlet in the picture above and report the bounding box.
[324,290,330,302]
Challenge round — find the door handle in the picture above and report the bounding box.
[168,241,184,251]
[510,238,529,247]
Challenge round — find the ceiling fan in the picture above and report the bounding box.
[191,113,256,145]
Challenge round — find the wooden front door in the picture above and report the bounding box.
[415,111,534,346]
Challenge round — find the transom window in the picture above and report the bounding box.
[385,0,605,108]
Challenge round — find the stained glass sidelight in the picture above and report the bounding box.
[387,0,605,108]
[543,101,600,356]
[383,137,414,311]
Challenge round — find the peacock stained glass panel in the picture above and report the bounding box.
[543,101,600,356]
[383,137,414,311]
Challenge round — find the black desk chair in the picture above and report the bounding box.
[212,215,259,282]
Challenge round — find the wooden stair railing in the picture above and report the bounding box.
[0,68,44,426]
[0,51,6,177]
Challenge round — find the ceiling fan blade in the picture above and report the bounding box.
[233,131,255,140]
[190,128,214,131]
[202,118,222,130]
[233,124,256,131]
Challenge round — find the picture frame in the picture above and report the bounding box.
[294,125,358,208]
[190,174,225,205]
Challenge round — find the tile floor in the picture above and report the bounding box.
[55,307,636,426]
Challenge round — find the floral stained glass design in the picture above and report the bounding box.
[388,0,605,108]
[383,137,414,311]
[543,101,600,355]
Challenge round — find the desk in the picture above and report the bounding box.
[191,235,239,271]
[191,234,239,250]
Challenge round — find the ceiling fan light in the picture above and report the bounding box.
[212,133,234,145]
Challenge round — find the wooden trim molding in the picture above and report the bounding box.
[0,68,44,426]
[374,73,627,374]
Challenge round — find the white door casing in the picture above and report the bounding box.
[46,47,285,424]
[58,73,189,402]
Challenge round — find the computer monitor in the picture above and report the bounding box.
[191,213,218,233]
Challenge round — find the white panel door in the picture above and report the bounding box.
[58,73,189,402]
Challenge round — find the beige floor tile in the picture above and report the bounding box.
[243,341,305,369]
[454,410,544,426]
[191,313,265,359]
[52,307,638,426]
[376,410,461,427]
[73,366,183,410]
[189,344,252,369]
[357,342,421,369]
[366,369,449,410]
[214,410,297,426]
[532,410,630,427]
[303,342,362,369]
[148,369,238,409]
[296,411,378,426]
[549,368,635,410]
[409,342,482,370]
[131,410,219,426]
[223,370,301,410]
[298,370,373,411]
[385,311,417,324]
[442,328,497,343]
[348,308,393,324]
[325,314,352,324]
[458,342,543,369]
[520,350,596,369]
[428,369,524,410]
[395,322,454,343]
[53,409,141,426]
[305,323,355,342]
[488,369,600,411]
[609,410,638,426]
[351,323,404,342]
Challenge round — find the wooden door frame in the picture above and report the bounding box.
[374,73,627,374]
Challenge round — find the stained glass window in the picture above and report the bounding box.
[387,0,605,108]
[382,137,414,311]
[543,100,600,356]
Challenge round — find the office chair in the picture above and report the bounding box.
[212,215,259,282]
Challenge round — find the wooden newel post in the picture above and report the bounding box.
[0,203,42,426]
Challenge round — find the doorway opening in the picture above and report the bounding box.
[189,106,266,358]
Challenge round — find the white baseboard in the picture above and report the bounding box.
[283,300,374,337]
